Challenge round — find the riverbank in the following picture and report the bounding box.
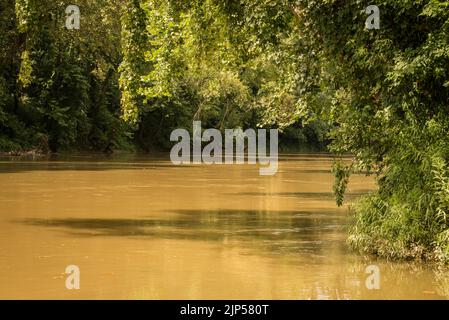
[0,150,44,157]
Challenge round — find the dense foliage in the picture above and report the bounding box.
[1,0,129,152]
[1,0,449,261]
[0,0,325,152]
[293,0,449,262]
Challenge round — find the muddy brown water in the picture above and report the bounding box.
[0,154,447,299]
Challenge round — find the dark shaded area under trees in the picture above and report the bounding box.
[0,0,328,153]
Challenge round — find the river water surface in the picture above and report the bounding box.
[0,154,448,299]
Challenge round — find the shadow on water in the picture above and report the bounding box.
[0,153,183,173]
[230,192,372,201]
[0,162,184,173]
[0,153,340,174]
[18,209,348,258]
[16,210,449,299]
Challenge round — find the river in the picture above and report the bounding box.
[0,154,447,299]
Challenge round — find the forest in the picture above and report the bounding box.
[1,0,449,263]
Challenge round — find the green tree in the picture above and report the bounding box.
[9,0,128,152]
[294,0,449,261]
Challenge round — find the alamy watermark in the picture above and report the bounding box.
[365,5,380,30]
[65,5,80,30]
[170,122,279,176]
[65,265,80,290]
[365,265,381,290]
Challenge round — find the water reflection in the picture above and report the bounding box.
[0,154,448,299]
[233,192,371,201]
[20,209,345,256]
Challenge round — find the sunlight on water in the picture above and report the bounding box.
[0,154,447,299]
